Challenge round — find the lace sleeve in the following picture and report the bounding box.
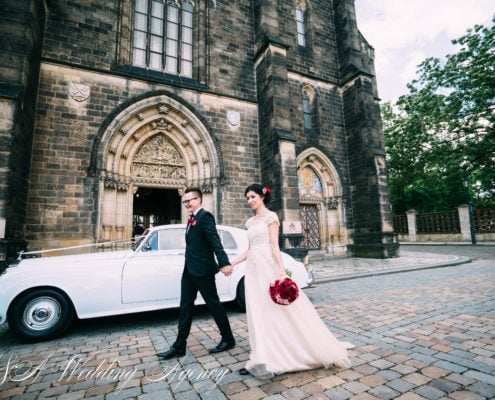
[265,211,280,227]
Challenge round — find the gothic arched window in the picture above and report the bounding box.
[295,3,306,47]
[302,86,319,134]
[132,0,194,77]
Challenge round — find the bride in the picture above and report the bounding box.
[231,183,353,379]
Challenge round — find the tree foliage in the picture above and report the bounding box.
[382,17,495,214]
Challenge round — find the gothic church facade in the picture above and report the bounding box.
[0,0,399,259]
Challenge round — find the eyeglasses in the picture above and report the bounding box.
[182,197,198,205]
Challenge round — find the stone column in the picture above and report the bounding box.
[458,204,475,243]
[406,210,418,242]
[253,0,305,257]
[334,0,398,258]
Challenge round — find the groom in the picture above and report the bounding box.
[157,187,236,360]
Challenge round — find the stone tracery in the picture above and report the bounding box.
[96,95,219,241]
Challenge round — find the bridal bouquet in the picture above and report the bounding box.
[269,277,299,305]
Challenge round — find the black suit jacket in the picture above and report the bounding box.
[184,208,230,277]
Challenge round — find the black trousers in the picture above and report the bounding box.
[173,268,234,350]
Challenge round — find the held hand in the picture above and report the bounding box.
[221,265,234,276]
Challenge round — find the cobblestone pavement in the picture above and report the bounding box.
[0,249,494,400]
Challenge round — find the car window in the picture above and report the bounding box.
[158,229,186,250]
[145,232,158,251]
[219,230,237,250]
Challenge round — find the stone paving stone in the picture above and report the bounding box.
[279,372,315,388]
[368,384,400,399]
[323,386,353,400]
[402,373,432,387]
[353,364,379,376]
[297,382,326,396]
[228,387,267,400]
[391,364,417,375]
[317,375,346,388]
[376,369,402,381]
[369,359,396,370]
[429,378,461,393]
[137,390,174,400]
[335,369,364,382]
[220,380,248,396]
[432,360,468,374]
[386,378,417,393]
[359,374,387,388]
[4,394,38,400]
[57,390,86,400]
[466,382,495,398]
[111,386,143,400]
[280,386,308,399]
[0,387,26,398]
[84,383,116,397]
[448,391,484,400]
[348,394,381,400]
[420,366,450,379]
[341,380,370,394]
[473,354,495,368]
[464,370,495,385]
[395,393,427,400]
[415,384,446,400]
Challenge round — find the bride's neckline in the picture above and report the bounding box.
[255,208,269,217]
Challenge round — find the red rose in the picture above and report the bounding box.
[269,277,299,305]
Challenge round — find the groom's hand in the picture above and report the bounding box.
[220,265,233,276]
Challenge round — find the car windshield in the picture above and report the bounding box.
[130,229,149,251]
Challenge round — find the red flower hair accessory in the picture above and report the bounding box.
[262,186,271,195]
[269,277,299,305]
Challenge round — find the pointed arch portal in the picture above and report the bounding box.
[297,148,347,255]
[94,94,220,241]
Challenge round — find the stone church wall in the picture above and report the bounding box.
[0,0,399,257]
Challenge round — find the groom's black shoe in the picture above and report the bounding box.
[209,340,235,353]
[239,368,250,375]
[157,348,186,360]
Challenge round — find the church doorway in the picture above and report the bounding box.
[133,188,181,230]
[300,204,320,249]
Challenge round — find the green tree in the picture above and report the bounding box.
[383,17,495,214]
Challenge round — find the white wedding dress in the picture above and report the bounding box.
[243,211,353,379]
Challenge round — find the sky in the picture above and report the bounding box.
[354,0,494,103]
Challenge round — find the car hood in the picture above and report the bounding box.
[11,249,132,270]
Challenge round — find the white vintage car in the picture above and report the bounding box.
[0,225,311,342]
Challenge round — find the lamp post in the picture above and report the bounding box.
[463,179,476,245]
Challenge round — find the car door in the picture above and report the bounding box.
[121,228,185,305]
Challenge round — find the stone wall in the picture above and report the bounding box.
[1,0,398,258]
[0,0,47,258]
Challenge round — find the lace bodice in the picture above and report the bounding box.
[245,210,279,249]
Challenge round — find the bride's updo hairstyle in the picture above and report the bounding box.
[244,183,272,205]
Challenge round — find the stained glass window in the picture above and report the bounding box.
[298,167,323,198]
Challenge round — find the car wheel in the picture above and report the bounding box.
[8,289,74,342]
[236,278,246,312]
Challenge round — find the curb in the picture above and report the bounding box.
[312,256,472,285]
